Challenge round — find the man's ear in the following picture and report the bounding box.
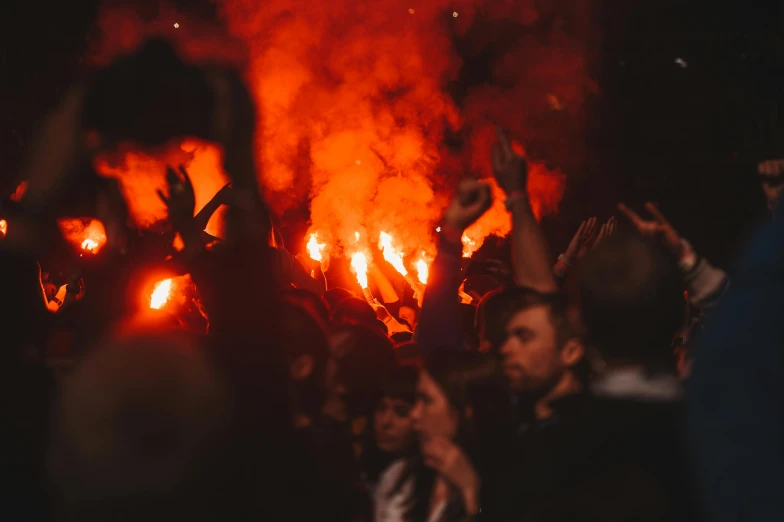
[560,338,585,368]
[290,354,314,381]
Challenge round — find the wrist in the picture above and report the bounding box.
[440,223,463,246]
[504,190,529,211]
[677,239,697,272]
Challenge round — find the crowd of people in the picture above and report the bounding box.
[2,40,782,522]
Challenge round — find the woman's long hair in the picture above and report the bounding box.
[392,351,515,522]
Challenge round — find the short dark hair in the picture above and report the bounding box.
[323,288,354,310]
[331,324,397,417]
[577,233,683,370]
[380,364,419,405]
[330,297,377,328]
[285,288,330,324]
[491,286,573,349]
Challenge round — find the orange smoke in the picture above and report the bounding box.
[93,140,230,236]
[58,219,107,254]
[90,1,595,259]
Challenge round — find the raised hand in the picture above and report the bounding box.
[593,216,617,248]
[563,217,597,264]
[443,180,493,233]
[421,436,481,516]
[491,127,528,194]
[618,202,683,256]
[157,166,196,233]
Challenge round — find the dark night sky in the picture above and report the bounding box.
[1,0,783,267]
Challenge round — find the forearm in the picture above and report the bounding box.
[415,233,464,353]
[509,199,557,293]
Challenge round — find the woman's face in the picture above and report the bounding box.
[374,396,414,453]
[410,371,459,442]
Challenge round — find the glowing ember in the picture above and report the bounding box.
[378,232,408,276]
[150,279,173,309]
[10,181,27,202]
[306,233,326,262]
[173,22,180,28]
[416,256,429,285]
[350,252,369,289]
[0,219,7,237]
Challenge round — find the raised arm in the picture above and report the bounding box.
[416,180,492,353]
[618,202,729,312]
[492,128,557,293]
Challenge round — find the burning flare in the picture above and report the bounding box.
[58,219,107,254]
[416,255,429,285]
[150,279,173,310]
[0,219,7,238]
[350,252,369,289]
[306,233,326,262]
[378,232,408,276]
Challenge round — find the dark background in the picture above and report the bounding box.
[1,0,782,269]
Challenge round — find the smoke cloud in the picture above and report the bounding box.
[89,0,596,261]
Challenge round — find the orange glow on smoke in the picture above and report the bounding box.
[350,251,369,289]
[93,141,229,237]
[307,233,326,262]
[90,1,596,267]
[147,273,195,310]
[416,255,429,284]
[378,232,408,276]
[58,219,107,254]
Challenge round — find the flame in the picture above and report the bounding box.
[461,233,478,258]
[378,231,408,276]
[88,0,597,265]
[146,274,205,326]
[307,233,326,262]
[350,251,369,289]
[150,278,173,309]
[0,219,7,237]
[416,255,429,284]
[58,219,107,254]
